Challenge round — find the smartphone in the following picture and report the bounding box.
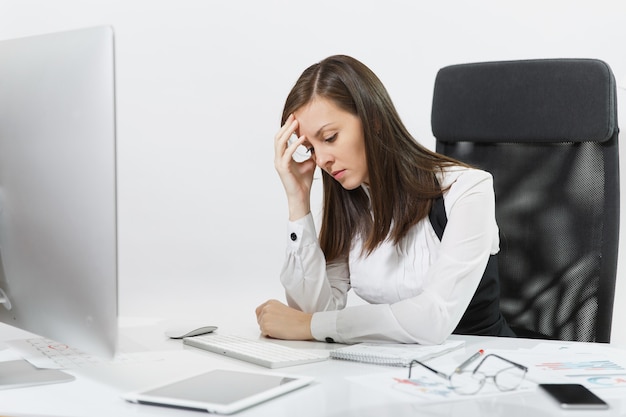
[539,383,609,410]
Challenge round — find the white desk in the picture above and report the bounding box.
[1,318,626,417]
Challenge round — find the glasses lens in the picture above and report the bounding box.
[494,366,526,391]
[450,371,485,395]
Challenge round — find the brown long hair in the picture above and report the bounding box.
[282,55,463,262]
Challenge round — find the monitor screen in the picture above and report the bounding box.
[0,26,118,365]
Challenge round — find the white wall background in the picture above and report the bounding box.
[1,0,625,343]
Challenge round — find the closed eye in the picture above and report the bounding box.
[324,133,337,143]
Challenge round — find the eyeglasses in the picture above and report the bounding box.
[407,353,528,395]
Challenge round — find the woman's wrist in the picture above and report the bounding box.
[287,199,310,221]
[303,313,314,340]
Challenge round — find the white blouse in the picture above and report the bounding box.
[280,166,499,345]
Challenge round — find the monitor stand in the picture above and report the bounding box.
[0,359,74,389]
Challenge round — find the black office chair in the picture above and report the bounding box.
[431,59,619,342]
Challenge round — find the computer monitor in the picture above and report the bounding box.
[0,26,118,384]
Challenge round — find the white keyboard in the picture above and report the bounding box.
[183,333,328,369]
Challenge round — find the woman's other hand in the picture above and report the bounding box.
[255,299,313,340]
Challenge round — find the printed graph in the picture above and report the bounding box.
[535,360,624,372]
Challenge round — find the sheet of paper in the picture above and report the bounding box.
[5,338,165,370]
[345,348,536,403]
[346,370,535,403]
[487,344,626,390]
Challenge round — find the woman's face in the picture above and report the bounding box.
[294,97,369,190]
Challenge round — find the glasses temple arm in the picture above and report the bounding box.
[408,360,450,380]
[476,354,528,372]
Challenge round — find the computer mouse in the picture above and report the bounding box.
[165,325,218,339]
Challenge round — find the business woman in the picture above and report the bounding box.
[256,55,514,344]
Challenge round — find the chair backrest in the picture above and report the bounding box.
[431,59,619,342]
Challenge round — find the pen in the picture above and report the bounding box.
[455,349,484,373]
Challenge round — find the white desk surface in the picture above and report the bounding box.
[1,317,626,417]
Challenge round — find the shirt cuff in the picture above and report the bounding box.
[286,213,317,251]
[311,310,341,343]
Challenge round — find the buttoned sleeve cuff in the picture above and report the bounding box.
[310,310,341,343]
[286,213,318,251]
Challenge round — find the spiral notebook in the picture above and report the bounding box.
[330,339,465,367]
